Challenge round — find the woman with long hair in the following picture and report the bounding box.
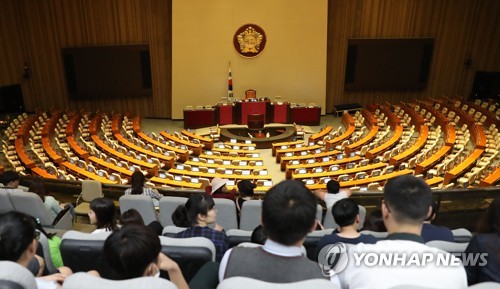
[464,198,500,285]
[171,194,228,262]
[124,171,163,206]
[88,198,117,233]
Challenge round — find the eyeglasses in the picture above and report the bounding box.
[34,231,40,241]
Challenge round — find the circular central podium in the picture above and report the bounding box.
[247,114,265,130]
[219,124,296,149]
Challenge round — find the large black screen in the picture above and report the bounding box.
[345,38,434,91]
[62,44,152,99]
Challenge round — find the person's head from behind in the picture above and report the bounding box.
[477,198,500,234]
[364,209,386,232]
[29,177,48,202]
[1,171,20,188]
[237,180,256,198]
[326,180,340,195]
[382,175,432,232]
[0,212,39,267]
[424,201,439,223]
[172,194,216,227]
[251,225,267,245]
[332,198,360,229]
[120,209,145,227]
[89,198,116,230]
[130,171,145,195]
[262,180,317,246]
[104,225,161,279]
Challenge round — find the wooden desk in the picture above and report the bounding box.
[61,161,117,184]
[272,140,304,156]
[15,139,35,169]
[89,156,134,178]
[284,155,364,177]
[183,108,216,129]
[160,131,202,156]
[326,125,355,149]
[181,130,214,150]
[291,163,387,180]
[113,133,176,167]
[366,125,403,159]
[390,125,428,166]
[361,109,378,126]
[91,135,158,176]
[150,176,203,189]
[444,126,456,146]
[32,167,57,179]
[67,136,89,162]
[234,101,269,124]
[290,106,321,126]
[309,126,333,143]
[280,150,342,171]
[42,138,63,164]
[426,177,444,187]
[345,126,379,154]
[480,167,500,187]
[199,153,264,162]
[41,113,61,138]
[444,148,484,185]
[415,146,452,175]
[136,132,187,163]
[184,160,262,171]
[213,147,259,156]
[167,168,272,181]
[306,169,414,189]
[16,114,39,143]
[275,145,323,163]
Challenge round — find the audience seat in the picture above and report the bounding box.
[360,230,388,240]
[239,200,263,230]
[61,272,176,289]
[213,198,238,231]
[217,277,334,289]
[159,196,188,227]
[0,189,15,214]
[119,195,159,225]
[60,231,118,279]
[451,228,473,243]
[161,225,186,237]
[0,261,36,289]
[425,240,468,258]
[9,191,73,230]
[159,236,216,281]
[75,180,103,217]
[226,229,253,247]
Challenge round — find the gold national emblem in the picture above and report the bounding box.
[233,24,266,58]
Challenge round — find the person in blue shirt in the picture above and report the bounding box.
[315,198,377,259]
[172,194,229,262]
[421,201,454,243]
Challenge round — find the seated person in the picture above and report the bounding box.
[251,225,267,245]
[209,178,236,200]
[421,201,454,242]
[363,209,386,232]
[235,180,256,215]
[313,180,351,208]
[332,175,466,288]
[315,199,377,259]
[104,225,188,289]
[219,180,327,282]
[88,198,118,234]
[172,194,229,262]
[0,211,74,289]
[0,171,27,193]
[464,198,500,285]
[124,171,163,207]
[119,209,163,236]
[30,177,74,219]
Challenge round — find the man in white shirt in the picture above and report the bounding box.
[219,180,327,283]
[313,179,352,208]
[329,175,467,289]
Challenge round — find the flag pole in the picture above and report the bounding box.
[228,61,233,103]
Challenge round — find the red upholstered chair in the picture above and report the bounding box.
[245,89,256,99]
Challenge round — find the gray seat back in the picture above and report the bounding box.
[9,191,53,225]
[217,277,334,289]
[119,195,158,225]
[159,196,187,227]
[0,261,37,289]
[0,189,15,213]
[239,200,262,230]
[214,198,238,230]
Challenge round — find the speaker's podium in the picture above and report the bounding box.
[247,114,265,129]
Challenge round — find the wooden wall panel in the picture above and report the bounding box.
[0,0,171,118]
[1,0,499,117]
[326,0,500,112]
